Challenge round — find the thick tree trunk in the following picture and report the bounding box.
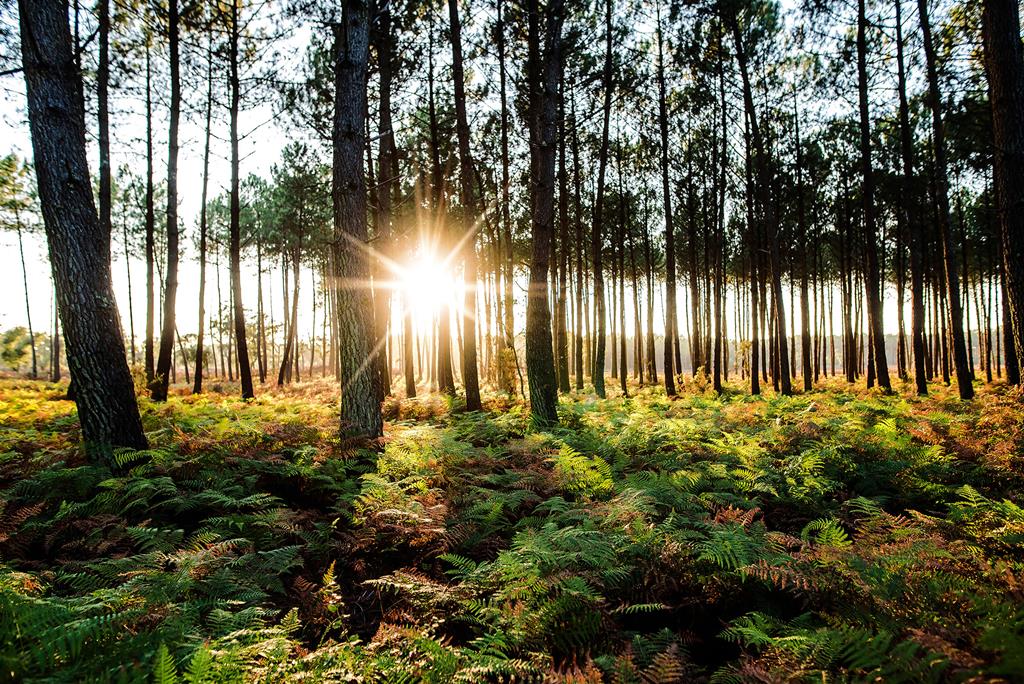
[983,0,1024,382]
[20,0,147,457]
[333,0,382,437]
[524,0,563,426]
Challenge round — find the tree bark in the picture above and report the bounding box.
[982,0,1024,382]
[20,0,147,457]
[524,0,563,426]
[333,0,383,437]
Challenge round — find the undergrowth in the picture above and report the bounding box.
[1,378,1022,682]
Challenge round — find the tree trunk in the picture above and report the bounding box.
[982,0,1024,382]
[229,0,254,399]
[20,0,147,457]
[373,0,395,400]
[144,43,155,384]
[153,0,180,401]
[729,12,791,395]
[524,0,563,426]
[555,75,571,393]
[656,2,677,396]
[855,0,891,392]
[448,0,482,410]
[97,0,111,263]
[918,0,972,399]
[194,36,214,394]
[895,0,928,395]
[333,0,382,437]
[590,0,613,398]
[16,217,37,378]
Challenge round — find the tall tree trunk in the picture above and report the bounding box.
[256,240,267,383]
[20,0,147,457]
[373,0,395,400]
[794,89,811,391]
[145,42,155,384]
[656,2,677,396]
[152,0,180,401]
[982,0,1024,382]
[229,0,255,399]
[729,11,791,395]
[855,0,891,392]
[524,0,563,426]
[555,76,571,392]
[97,0,111,263]
[448,0,482,410]
[15,215,37,378]
[590,0,613,398]
[571,89,586,391]
[896,0,927,395]
[194,37,213,394]
[333,0,382,437]
[918,0,972,399]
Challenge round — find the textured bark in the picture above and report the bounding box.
[333,0,383,437]
[918,0,972,399]
[983,0,1024,381]
[448,0,481,411]
[524,0,563,426]
[20,0,147,457]
[153,0,180,402]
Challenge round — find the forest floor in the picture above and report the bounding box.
[1,376,1023,682]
